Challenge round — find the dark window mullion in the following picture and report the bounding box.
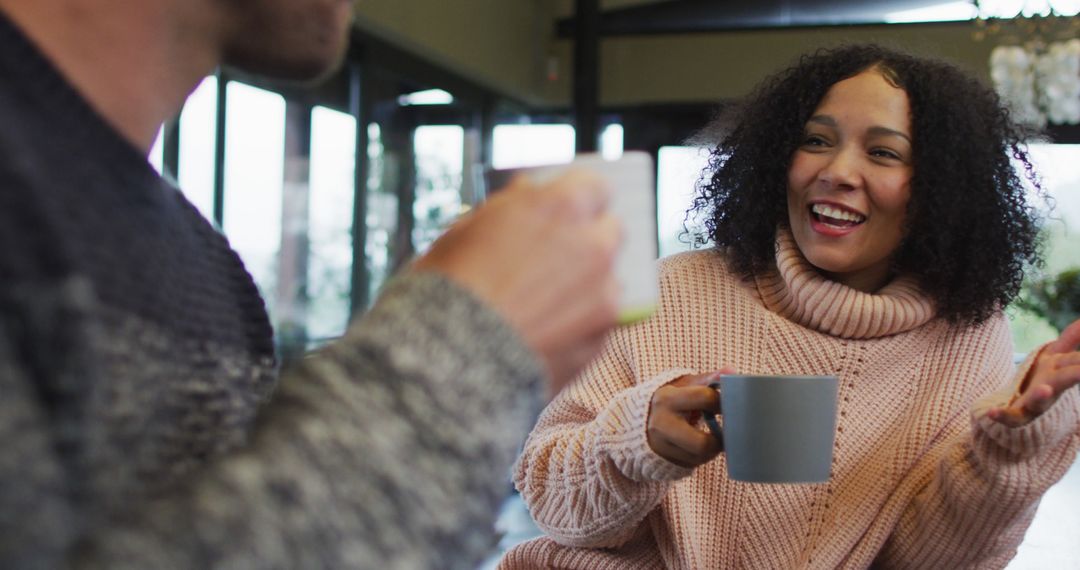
[349,62,372,315]
[212,70,228,228]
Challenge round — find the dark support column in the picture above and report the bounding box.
[480,98,496,169]
[161,117,180,182]
[349,63,372,316]
[385,112,416,274]
[277,100,314,362]
[212,71,228,228]
[620,112,661,256]
[462,99,496,200]
[461,103,489,207]
[574,0,600,153]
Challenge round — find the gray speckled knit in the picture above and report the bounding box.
[0,11,544,570]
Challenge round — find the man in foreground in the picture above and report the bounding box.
[0,0,621,567]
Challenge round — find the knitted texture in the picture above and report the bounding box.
[0,11,546,569]
[501,237,1080,570]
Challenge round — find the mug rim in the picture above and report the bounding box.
[718,373,838,381]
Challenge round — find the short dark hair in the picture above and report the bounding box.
[689,43,1043,325]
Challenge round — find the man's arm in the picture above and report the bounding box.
[0,272,544,569]
[76,272,548,569]
[0,170,622,569]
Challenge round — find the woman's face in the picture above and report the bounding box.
[786,68,914,293]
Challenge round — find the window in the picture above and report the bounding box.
[657,145,710,258]
[600,123,624,160]
[413,125,464,254]
[491,124,575,169]
[365,123,397,305]
[166,79,365,343]
[177,76,219,223]
[1009,143,1080,353]
[1004,143,1080,569]
[307,106,357,341]
[221,81,287,323]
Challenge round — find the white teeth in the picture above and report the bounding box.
[812,204,865,223]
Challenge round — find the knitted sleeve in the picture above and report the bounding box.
[0,272,546,570]
[511,325,697,549]
[874,317,1080,569]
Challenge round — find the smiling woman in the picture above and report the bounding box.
[501,44,1080,570]
[692,44,1042,326]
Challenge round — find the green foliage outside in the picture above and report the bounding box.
[1009,224,1080,353]
[1016,268,1080,334]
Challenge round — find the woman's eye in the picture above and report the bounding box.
[870,148,901,160]
[802,135,828,147]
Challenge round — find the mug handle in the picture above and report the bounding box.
[703,382,724,451]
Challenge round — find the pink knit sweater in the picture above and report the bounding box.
[499,233,1080,569]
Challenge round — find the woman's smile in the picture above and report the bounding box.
[807,200,867,236]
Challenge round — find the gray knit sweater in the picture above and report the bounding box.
[0,12,544,570]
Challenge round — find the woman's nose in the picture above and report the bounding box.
[817,148,861,189]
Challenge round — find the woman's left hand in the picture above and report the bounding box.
[988,319,1080,427]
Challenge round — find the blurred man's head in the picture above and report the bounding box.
[219,0,354,81]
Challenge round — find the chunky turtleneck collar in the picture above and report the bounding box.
[754,229,935,339]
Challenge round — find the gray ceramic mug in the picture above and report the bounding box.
[703,374,839,483]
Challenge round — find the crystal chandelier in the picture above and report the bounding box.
[977,1,1080,126]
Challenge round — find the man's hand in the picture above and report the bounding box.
[413,169,622,396]
[988,319,1080,427]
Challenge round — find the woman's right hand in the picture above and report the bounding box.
[647,369,731,468]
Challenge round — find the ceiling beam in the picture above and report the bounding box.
[556,0,969,37]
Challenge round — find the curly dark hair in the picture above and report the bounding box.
[689,43,1043,325]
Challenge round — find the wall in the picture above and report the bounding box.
[351,0,558,105]
[593,22,996,107]
[351,3,996,109]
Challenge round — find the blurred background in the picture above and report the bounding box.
[145,2,1080,566]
